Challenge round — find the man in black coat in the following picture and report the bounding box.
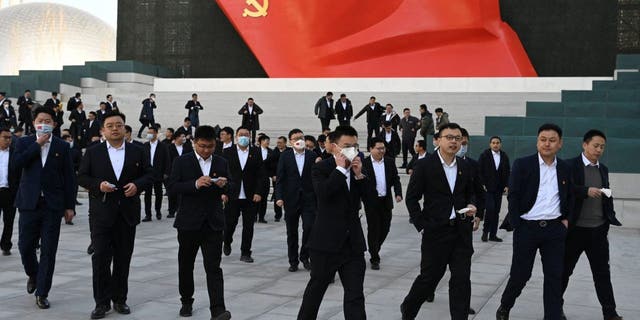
[105,94,118,113]
[142,125,171,221]
[0,128,20,256]
[17,90,34,134]
[43,92,60,110]
[361,138,402,270]
[52,104,64,137]
[274,129,317,272]
[167,125,233,320]
[256,134,273,223]
[221,127,266,263]
[335,93,353,127]
[0,99,17,130]
[354,96,384,143]
[68,103,86,148]
[379,121,401,159]
[66,92,82,112]
[78,112,153,319]
[237,98,263,145]
[561,130,623,320]
[166,132,193,218]
[138,93,156,138]
[314,92,335,131]
[271,136,290,222]
[185,93,203,127]
[175,117,195,142]
[496,123,573,320]
[298,125,368,320]
[406,140,428,175]
[83,112,102,148]
[399,108,421,168]
[478,136,510,242]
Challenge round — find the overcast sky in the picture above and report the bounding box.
[21,0,118,29]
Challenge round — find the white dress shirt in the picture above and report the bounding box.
[521,154,561,220]
[223,142,233,149]
[37,134,53,167]
[0,148,9,188]
[385,131,392,143]
[492,150,501,170]
[372,157,387,197]
[437,150,457,219]
[237,147,249,199]
[149,140,158,166]
[248,106,253,115]
[336,166,351,191]
[418,152,427,160]
[107,141,125,180]
[582,152,599,167]
[196,152,212,176]
[176,144,183,156]
[295,150,305,176]
[385,113,392,122]
[261,147,269,161]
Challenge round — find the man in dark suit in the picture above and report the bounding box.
[478,136,511,242]
[379,121,401,160]
[105,94,118,113]
[361,138,402,270]
[313,134,331,160]
[185,93,204,127]
[142,125,171,221]
[215,127,234,155]
[138,93,156,138]
[406,140,428,175]
[274,129,317,272]
[400,123,480,320]
[17,90,34,134]
[0,99,17,130]
[256,134,273,223]
[221,127,266,263]
[14,107,76,309]
[83,112,102,147]
[77,112,153,319]
[43,92,60,110]
[124,125,144,148]
[271,136,290,221]
[167,132,193,218]
[561,130,623,320]
[66,92,82,112]
[52,104,64,137]
[496,123,573,320]
[380,104,401,131]
[175,118,195,143]
[167,125,233,320]
[0,128,20,256]
[298,125,368,320]
[335,93,353,127]
[96,103,109,123]
[314,92,335,131]
[68,102,86,148]
[354,96,384,143]
[399,108,420,168]
[238,98,263,145]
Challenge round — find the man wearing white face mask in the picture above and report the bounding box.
[221,127,266,263]
[274,129,318,272]
[0,99,17,130]
[143,125,171,222]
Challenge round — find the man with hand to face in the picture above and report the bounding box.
[13,107,76,309]
[78,112,153,319]
[401,123,479,320]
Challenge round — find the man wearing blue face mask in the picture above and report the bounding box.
[13,107,76,309]
[221,127,266,263]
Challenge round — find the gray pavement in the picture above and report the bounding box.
[0,194,639,320]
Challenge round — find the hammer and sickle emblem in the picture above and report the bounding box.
[242,0,268,18]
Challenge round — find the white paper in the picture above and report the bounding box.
[600,188,612,198]
[457,208,471,214]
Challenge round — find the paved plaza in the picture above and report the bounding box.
[0,189,639,320]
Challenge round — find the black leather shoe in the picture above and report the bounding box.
[426,292,434,303]
[400,303,413,320]
[258,219,267,223]
[156,213,162,220]
[180,303,193,317]
[288,265,298,272]
[113,302,131,314]
[240,255,254,263]
[302,259,311,270]
[605,316,623,320]
[87,244,95,255]
[496,305,510,320]
[481,233,488,242]
[489,236,503,242]
[91,305,110,319]
[274,219,280,222]
[75,200,83,205]
[167,213,176,218]
[211,310,231,320]
[223,244,231,256]
[35,296,50,309]
[1,249,10,256]
[469,307,476,315]
[27,276,36,294]
[371,262,380,270]
[65,221,74,225]
[142,216,152,222]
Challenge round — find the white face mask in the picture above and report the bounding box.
[146,133,155,140]
[35,123,54,135]
[293,139,306,150]
[340,146,358,162]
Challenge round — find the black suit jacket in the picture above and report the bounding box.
[105,101,118,112]
[167,152,231,231]
[361,156,402,210]
[307,157,367,253]
[221,145,266,200]
[354,103,384,129]
[68,109,86,137]
[478,149,511,193]
[314,96,335,119]
[507,153,573,228]
[143,141,171,182]
[83,119,101,144]
[335,99,353,122]
[274,149,317,214]
[43,98,60,109]
[568,155,621,227]
[78,142,154,227]
[0,106,17,128]
[96,109,109,123]
[175,125,194,140]
[405,153,477,233]
[2,145,21,199]
[238,103,263,130]
[66,97,81,111]
[54,110,64,128]
[17,96,33,122]
[168,143,194,166]
[185,100,203,118]
[379,129,401,157]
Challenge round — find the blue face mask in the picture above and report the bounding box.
[237,136,251,147]
[456,144,468,157]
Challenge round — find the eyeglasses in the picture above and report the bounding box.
[443,135,462,142]
[104,124,124,130]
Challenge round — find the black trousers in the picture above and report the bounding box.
[91,214,136,306]
[144,181,164,217]
[365,198,392,264]
[257,179,272,221]
[0,189,16,251]
[178,225,226,316]
[500,219,566,320]
[319,118,331,131]
[18,118,34,134]
[401,136,416,165]
[138,119,154,137]
[285,203,315,266]
[338,119,351,127]
[482,191,503,237]
[561,223,618,318]
[224,199,256,256]
[366,125,378,144]
[402,222,473,320]
[18,200,62,298]
[298,246,366,320]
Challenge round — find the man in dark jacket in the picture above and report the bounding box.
[185,93,203,127]
[335,93,353,126]
[379,121,401,159]
[399,108,420,168]
[314,92,334,131]
[138,93,157,138]
[17,90,34,134]
[237,98,263,145]
[354,96,384,143]
[142,125,171,221]
[478,136,510,242]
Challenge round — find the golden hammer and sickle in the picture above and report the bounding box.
[243,0,268,18]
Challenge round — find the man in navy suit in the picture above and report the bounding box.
[497,123,573,320]
[13,107,76,309]
[561,130,623,320]
[167,125,233,320]
[298,125,369,320]
[274,129,317,272]
[78,112,154,319]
